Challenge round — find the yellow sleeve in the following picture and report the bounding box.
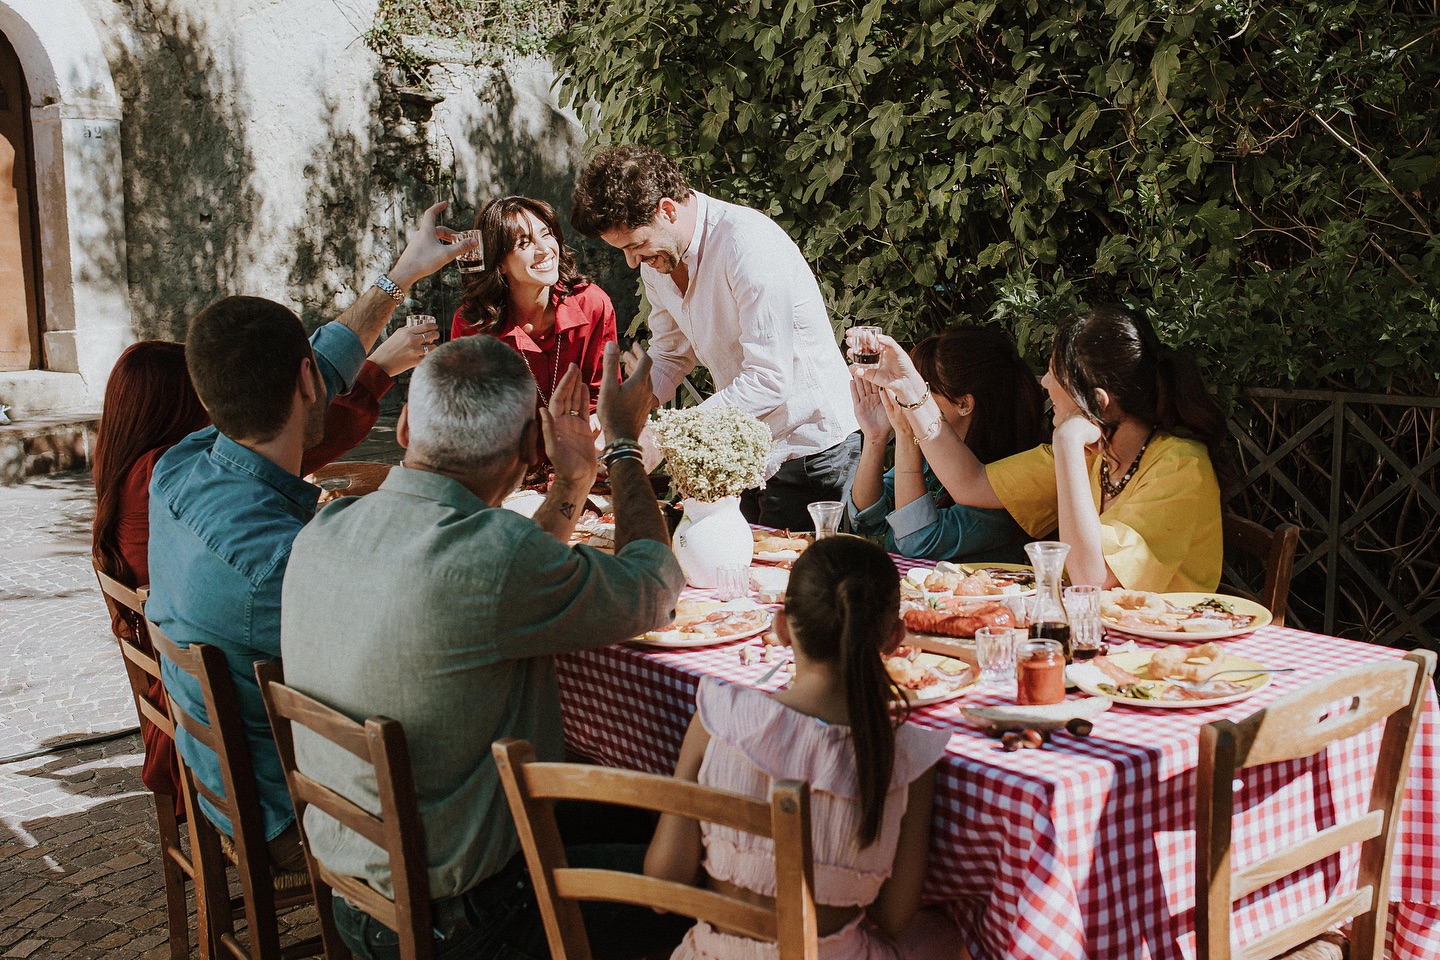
[1099,437,1222,593]
[986,445,1060,538]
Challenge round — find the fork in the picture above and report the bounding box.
[1168,668,1296,690]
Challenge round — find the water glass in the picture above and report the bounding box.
[407,314,437,354]
[1064,584,1104,659]
[453,229,484,272]
[848,325,883,365]
[807,500,844,539]
[975,626,1017,684]
[714,564,752,602]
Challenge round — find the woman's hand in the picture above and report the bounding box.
[368,320,438,377]
[879,388,916,444]
[1053,412,1102,452]
[846,331,928,400]
[850,377,893,443]
[541,364,600,488]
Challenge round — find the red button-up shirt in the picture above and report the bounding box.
[450,282,618,417]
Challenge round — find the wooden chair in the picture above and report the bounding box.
[255,661,433,960]
[146,618,322,960]
[1196,649,1436,960]
[93,567,196,960]
[306,461,393,501]
[1222,513,1301,627]
[492,738,819,960]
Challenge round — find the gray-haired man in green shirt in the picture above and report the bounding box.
[280,336,685,959]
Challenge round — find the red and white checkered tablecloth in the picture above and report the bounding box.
[555,562,1440,960]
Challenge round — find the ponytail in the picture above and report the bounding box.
[784,537,905,848]
[837,578,905,848]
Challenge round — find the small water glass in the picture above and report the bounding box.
[975,626,1018,684]
[714,564,752,602]
[407,314,437,354]
[807,500,844,539]
[848,325,883,365]
[1064,584,1104,659]
[452,229,484,272]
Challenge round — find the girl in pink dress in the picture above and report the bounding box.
[645,536,964,960]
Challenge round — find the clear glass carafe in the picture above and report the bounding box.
[1024,540,1072,661]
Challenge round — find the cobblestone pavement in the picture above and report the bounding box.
[1,423,401,958]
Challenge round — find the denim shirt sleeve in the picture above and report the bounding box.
[310,323,368,402]
[846,466,896,535]
[890,498,1022,562]
[494,527,686,658]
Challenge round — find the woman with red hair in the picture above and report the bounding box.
[92,328,429,809]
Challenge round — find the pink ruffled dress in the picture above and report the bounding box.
[670,678,954,960]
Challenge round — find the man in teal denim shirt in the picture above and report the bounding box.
[146,204,471,867]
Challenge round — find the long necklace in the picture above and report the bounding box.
[522,325,562,406]
[1099,425,1157,499]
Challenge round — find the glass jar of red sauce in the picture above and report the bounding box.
[1016,639,1066,706]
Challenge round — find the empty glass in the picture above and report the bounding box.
[807,501,844,539]
[714,564,752,602]
[975,626,1018,684]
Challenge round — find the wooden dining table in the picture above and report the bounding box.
[554,551,1440,960]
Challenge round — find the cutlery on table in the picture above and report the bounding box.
[755,658,792,686]
[1168,667,1296,691]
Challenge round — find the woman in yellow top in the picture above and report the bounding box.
[849,306,1228,592]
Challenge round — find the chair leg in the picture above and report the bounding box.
[153,797,192,960]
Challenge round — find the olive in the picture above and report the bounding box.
[1020,729,1045,750]
[1065,718,1094,737]
[1000,732,1025,752]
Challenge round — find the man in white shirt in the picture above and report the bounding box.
[571,145,860,531]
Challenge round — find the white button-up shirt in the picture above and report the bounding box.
[644,192,859,478]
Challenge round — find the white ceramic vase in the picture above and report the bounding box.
[672,496,753,588]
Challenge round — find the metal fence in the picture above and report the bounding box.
[1225,388,1439,650]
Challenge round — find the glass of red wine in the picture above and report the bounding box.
[848,325,883,365]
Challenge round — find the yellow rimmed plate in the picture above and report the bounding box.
[1068,649,1272,708]
[1101,592,1272,641]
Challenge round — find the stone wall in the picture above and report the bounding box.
[75,0,634,343]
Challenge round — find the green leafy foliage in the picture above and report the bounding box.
[552,0,1440,393]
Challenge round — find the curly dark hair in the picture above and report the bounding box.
[570,145,693,238]
[455,196,591,337]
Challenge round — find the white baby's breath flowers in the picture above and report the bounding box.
[652,406,773,503]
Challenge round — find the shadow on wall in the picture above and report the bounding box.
[456,63,640,332]
[109,6,258,340]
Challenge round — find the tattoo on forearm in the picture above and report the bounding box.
[559,502,576,519]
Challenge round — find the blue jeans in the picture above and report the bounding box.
[332,844,689,960]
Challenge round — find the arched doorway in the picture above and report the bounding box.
[0,27,41,371]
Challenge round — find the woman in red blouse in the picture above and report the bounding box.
[91,329,430,812]
[451,196,617,466]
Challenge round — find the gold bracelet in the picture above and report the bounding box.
[912,418,943,444]
[894,384,932,410]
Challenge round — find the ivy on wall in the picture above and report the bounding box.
[552,0,1440,394]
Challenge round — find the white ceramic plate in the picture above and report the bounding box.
[1068,650,1271,708]
[906,562,1037,603]
[631,600,774,649]
[887,650,976,707]
[1101,592,1272,641]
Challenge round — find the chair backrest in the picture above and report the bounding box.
[146,617,293,960]
[256,661,434,960]
[1196,650,1436,960]
[1222,514,1300,627]
[307,461,393,500]
[94,568,172,740]
[492,738,819,960]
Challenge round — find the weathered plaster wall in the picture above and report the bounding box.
[73,0,630,342]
